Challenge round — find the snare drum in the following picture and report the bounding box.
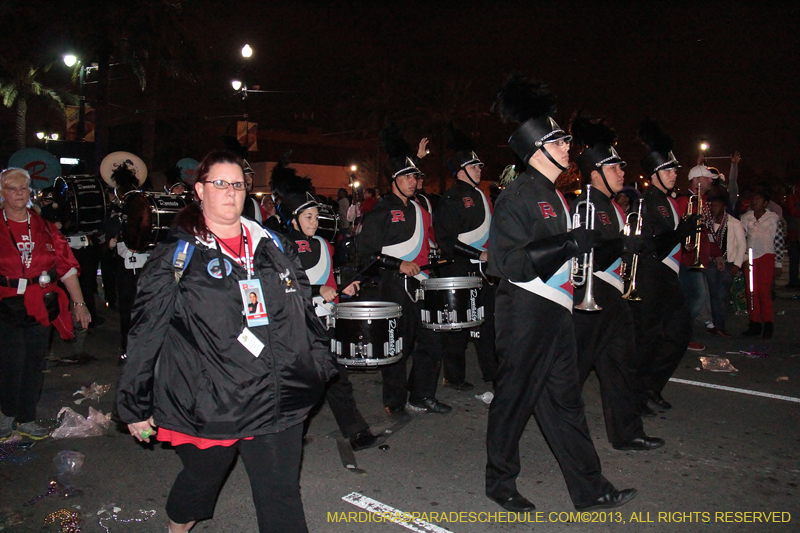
[420,276,483,331]
[53,175,109,235]
[122,191,190,252]
[330,302,403,368]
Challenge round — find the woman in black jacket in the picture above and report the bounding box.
[115,151,335,533]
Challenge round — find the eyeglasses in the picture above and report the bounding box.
[548,139,572,148]
[203,179,247,191]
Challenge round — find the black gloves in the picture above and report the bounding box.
[570,227,601,256]
[677,214,700,239]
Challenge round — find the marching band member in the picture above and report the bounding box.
[433,123,497,391]
[631,119,698,413]
[568,111,663,451]
[485,75,635,513]
[274,161,381,451]
[358,122,451,421]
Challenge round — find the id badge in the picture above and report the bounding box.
[238,327,265,357]
[239,279,269,327]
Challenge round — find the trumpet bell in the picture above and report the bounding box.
[575,299,602,312]
[622,289,641,302]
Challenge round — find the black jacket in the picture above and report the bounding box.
[434,179,492,276]
[115,218,335,439]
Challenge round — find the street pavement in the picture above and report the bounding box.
[1,280,798,533]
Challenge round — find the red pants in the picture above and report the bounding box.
[745,254,775,323]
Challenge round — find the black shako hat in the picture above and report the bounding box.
[492,74,571,166]
[446,122,483,175]
[379,122,423,179]
[638,118,680,178]
[570,111,626,184]
[269,155,317,222]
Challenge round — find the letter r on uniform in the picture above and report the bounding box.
[391,210,405,222]
[538,202,557,219]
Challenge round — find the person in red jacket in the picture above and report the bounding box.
[0,168,91,441]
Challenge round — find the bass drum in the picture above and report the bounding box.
[122,191,190,252]
[330,301,403,368]
[420,276,483,331]
[316,203,339,243]
[53,175,109,235]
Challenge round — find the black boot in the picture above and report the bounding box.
[762,322,774,339]
[742,321,763,337]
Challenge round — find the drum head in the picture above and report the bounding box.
[53,175,109,235]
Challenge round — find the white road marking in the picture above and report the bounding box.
[342,492,455,533]
[669,378,800,403]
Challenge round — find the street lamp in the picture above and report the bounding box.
[350,165,357,172]
[231,80,243,91]
[241,44,253,58]
[700,142,709,151]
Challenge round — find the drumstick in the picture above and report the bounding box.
[418,259,455,271]
[329,259,379,300]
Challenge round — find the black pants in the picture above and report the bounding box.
[0,305,49,423]
[378,272,444,410]
[116,257,140,352]
[326,362,369,438]
[166,424,307,533]
[71,243,102,321]
[629,259,692,407]
[442,281,498,384]
[486,282,613,507]
[573,283,644,447]
[100,246,118,306]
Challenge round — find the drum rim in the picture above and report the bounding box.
[334,301,402,319]
[421,276,482,289]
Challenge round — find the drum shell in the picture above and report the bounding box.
[420,276,483,331]
[122,191,190,252]
[330,302,403,368]
[53,175,109,235]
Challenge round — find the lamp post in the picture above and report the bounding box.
[63,54,88,141]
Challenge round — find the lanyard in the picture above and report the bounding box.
[212,224,252,279]
[3,210,32,272]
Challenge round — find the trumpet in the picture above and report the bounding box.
[684,191,705,270]
[621,199,643,301]
[570,184,602,312]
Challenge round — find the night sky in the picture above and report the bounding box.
[3,1,799,187]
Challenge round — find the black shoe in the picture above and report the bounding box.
[407,398,452,414]
[443,380,475,392]
[575,488,638,511]
[489,492,535,513]
[641,404,657,417]
[350,431,381,451]
[762,322,774,339]
[383,406,411,423]
[646,390,671,409]
[614,436,665,451]
[742,321,763,337]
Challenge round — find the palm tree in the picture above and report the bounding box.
[0,64,74,150]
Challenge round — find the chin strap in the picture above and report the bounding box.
[597,168,613,196]
[541,145,569,173]
[461,167,479,188]
[393,178,412,200]
[654,171,670,193]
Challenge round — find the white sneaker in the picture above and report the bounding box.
[15,421,49,440]
[0,413,13,439]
